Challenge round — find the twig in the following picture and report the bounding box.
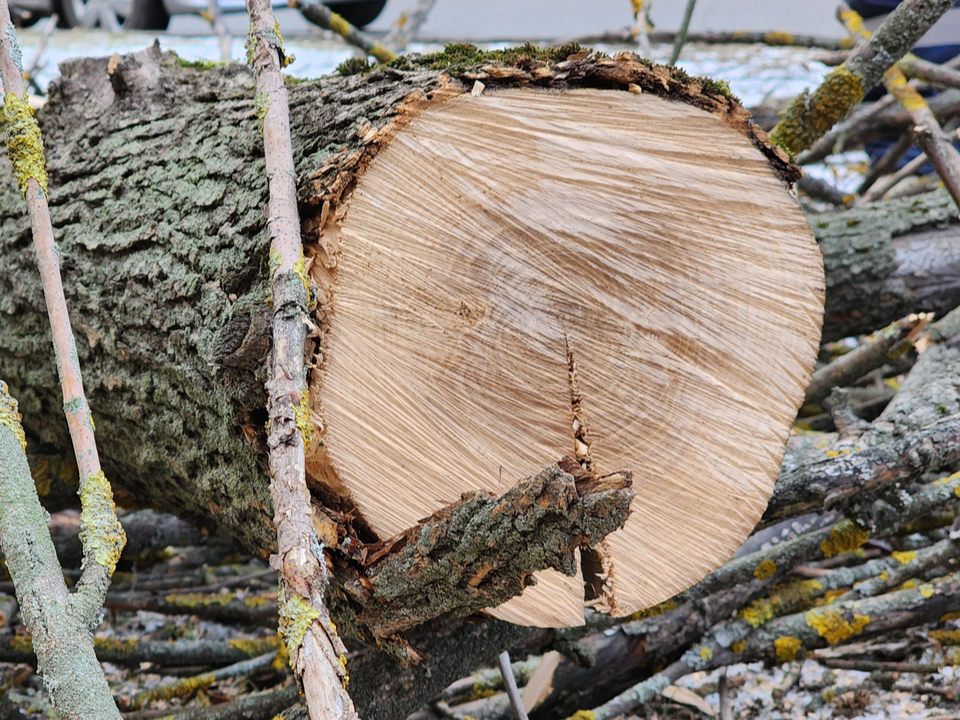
[845,536,960,600]
[668,0,697,65]
[839,4,960,211]
[796,174,847,205]
[441,659,539,705]
[0,4,127,717]
[22,13,56,95]
[900,57,960,89]
[566,29,847,50]
[804,314,927,406]
[291,0,396,63]
[244,6,356,720]
[104,591,278,626]
[718,669,733,720]
[200,0,232,63]
[856,130,914,194]
[630,0,652,57]
[130,651,278,709]
[770,0,957,158]
[496,652,529,720]
[797,93,897,165]
[383,0,438,53]
[857,147,929,204]
[0,0,125,600]
[0,384,121,719]
[763,415,960,524]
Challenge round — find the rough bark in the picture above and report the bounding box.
[813,188,960,342]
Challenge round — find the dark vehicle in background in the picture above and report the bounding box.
[12,0,385,30]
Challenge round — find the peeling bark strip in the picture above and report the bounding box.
[245,4,356,719]
[339,463,633,643]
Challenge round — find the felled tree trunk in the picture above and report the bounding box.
[0,44,824,630]
[814,187,960,342]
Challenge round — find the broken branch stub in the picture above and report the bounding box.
[338,462,634,641]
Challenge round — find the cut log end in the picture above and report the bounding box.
[305,87,824,627]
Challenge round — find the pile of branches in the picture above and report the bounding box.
[401,301,960,720]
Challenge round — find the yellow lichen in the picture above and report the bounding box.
[805,609,870,644]
[0,382,26,451]
[3,93,48,197]
[295,392,312,445]
[885,68,928,113]
[137,672,216,706]
[739,598,776,628]
[754,559,777,580]
[839,9,870,38]
[93,637,139,657]
[272,637,289,671]
[255,91,269,133]
[731,640,746,653]
[563,712,597,720]
[763,31,795,45]
[11,633,33,654]
[327,11,351,38]
[228,636,280,655]
[820,521,870,558]
[626,600,677,621]
[879,571,890,581]
[244,595,270,608]
[34,475,51,497]
[940,612,960,622]
[469,683,499,701]
[79,471,126,576]
[774,636,803,662]
[338,653,349,688]
[920,584,935,598]
[273,19,295,67]
[165,592,237,607]
[822,589,849,605]
[930,629,960,645]
[769,66,864,158]
[900,579,919,590]
[739,580,823,628]
[293,247,310,296]
[892,550,916,564]
[277,586,321,661]
[699,645,713,661]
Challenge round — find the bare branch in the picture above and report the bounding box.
[244,6,356,719]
